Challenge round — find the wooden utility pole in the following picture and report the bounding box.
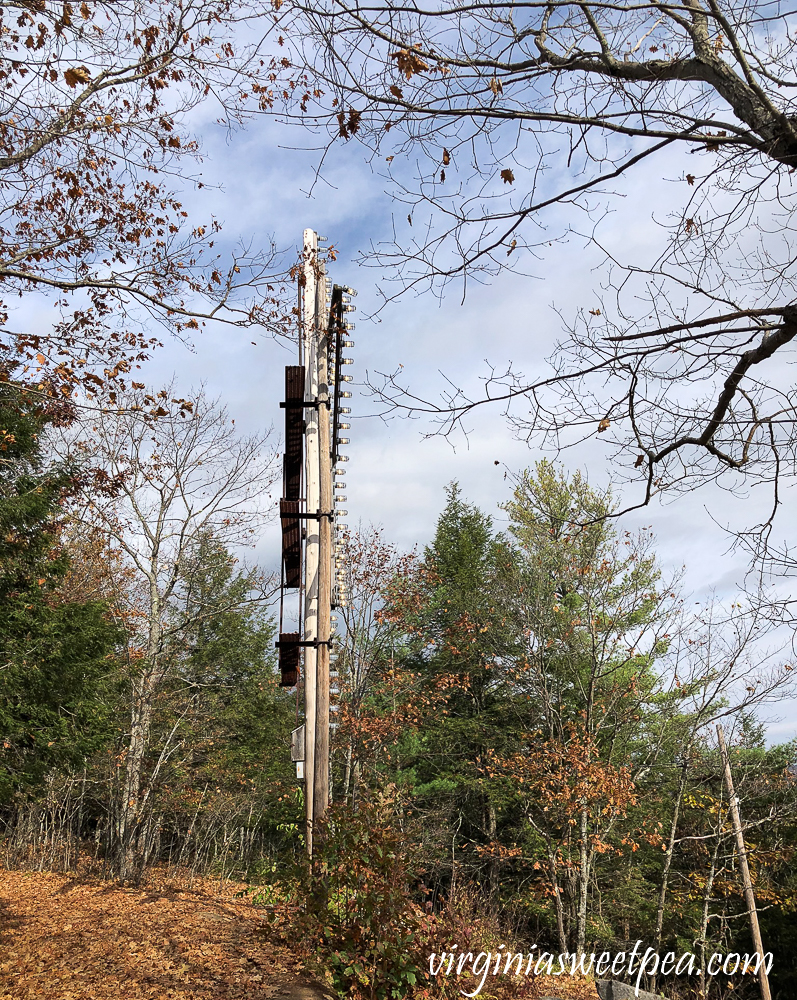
[315,289,332,823]
[717,724,772,1000]
[286,231,353,857]
[302,229,320,856]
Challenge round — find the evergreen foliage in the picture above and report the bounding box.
[0,386,122,801]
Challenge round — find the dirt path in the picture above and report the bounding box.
[0,868,325,1000]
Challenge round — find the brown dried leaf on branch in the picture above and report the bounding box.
[0,3,292,408]
[390,47,429,80]
[63,66,91,87]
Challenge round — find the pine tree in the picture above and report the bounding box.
[0,386,122,801]
[386,483,521,897]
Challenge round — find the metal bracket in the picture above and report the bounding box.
[290,511,335,521]
[281,400,318,410]
[280,399,331,410]
[275,638,334,649]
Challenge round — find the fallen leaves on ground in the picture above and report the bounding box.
[0,866,324,1000]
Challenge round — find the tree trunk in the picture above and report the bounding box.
[546,843,568,954]
[343,740,354,802]
[651,760,688,990]
[576,804,590,957]
[486,797,499,904]
[698,836,721,999]
[118,659,162,883]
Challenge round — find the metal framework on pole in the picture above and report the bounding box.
[276,229,356,856]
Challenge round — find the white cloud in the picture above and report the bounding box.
[126,103,797,745]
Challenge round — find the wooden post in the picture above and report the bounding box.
[302,229,319,857]
[315,277,332,825]
[717,724,772,1000]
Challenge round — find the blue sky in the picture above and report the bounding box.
[127,99,796,743]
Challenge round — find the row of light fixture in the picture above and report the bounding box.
[327,281,357,622]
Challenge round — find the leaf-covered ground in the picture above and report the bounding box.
[0,868,324,1000]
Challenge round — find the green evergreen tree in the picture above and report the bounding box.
[499,461,678,953]
[173,532,292,787]
[386,483,522,897]
[0,385,122,801]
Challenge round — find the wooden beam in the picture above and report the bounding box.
[315,300,332,825]
[302,229,319,858]
[283,366,305,501]
[717,725,772,1000]
[279,499,302,589]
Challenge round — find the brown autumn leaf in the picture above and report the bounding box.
[0,868,322,1000]
[488,76,503,95]
[442,148,450,166]
[389,84,403,98]
[634,454,645,467]
[390,48,429,80]
[64,66,92,88]
[686,174,695,185]
[598,417,611,432]
[500,168,514,184]
[347,108,362,134]
[336,107,362,139]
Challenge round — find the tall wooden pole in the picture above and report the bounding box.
[717,725,772,1000]
[302,229,319,857]
[315,300,332,825]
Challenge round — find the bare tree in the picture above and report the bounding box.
[276,0,797,533]
[0,1,295,401]
[65,386,279,880]
[332,524,417,800]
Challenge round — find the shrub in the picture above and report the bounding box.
[290,787,435,1000]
